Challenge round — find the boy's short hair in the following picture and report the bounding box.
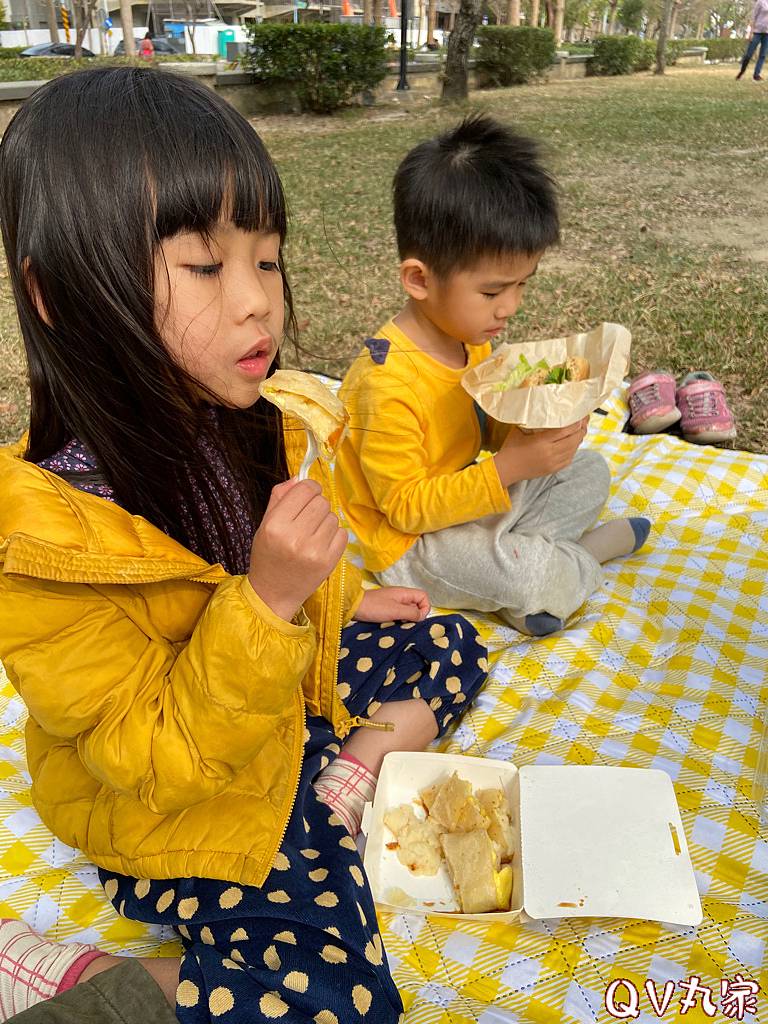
[393,114,560,277]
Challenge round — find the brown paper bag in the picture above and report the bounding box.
[461,322,631,429]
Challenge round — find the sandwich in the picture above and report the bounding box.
[492,354,591,392]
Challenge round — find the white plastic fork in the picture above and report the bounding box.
[298,431,319,481]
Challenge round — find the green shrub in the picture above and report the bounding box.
[0,45,26,59]
[629,37,684,71]
[666,39,686,64]
[476,26,556,87]
[633,38,656,70]
[704,38,744,61]
[560,42,594,54]
[0,57,92,80]
[244,23,387,113]
[0,54,216,82]
[589,35,643,75]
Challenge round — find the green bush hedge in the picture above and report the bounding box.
[704,37,745,61]
[0,56,94,80]
[633,38,656,70]
[0,46,26,59]
[666,40,686,64]
[629,37,686,71]
[0,54,215,82]
[476,26,556,86]
[244,23,387,113]
[589,35,642,75]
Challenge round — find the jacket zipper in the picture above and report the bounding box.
[264,690,305,883]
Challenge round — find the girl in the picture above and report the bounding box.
[0,68,489,1022]
[139,31,155,59]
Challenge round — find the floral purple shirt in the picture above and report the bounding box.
[37,437,253,574]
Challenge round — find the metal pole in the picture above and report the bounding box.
[396,0,409,89]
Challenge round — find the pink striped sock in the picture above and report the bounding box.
[0,918,105,1015]
[314,753,377,836]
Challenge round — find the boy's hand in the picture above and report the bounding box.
[493,418,588,487]
[247,479,348,622]
[354,587,430,624]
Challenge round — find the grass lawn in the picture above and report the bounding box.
[1,64,767,450]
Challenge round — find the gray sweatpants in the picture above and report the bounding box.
[378,449,610,625]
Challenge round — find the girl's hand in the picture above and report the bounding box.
[354,586,430,624]
[493,417,588,487]
[248,479,348,622]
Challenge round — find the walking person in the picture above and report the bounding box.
[736,0,768,81]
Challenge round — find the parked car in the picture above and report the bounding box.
[20,42,95,57]
[113,37,179,56]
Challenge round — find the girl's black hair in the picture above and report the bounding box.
[393,113,560,277]
[0,66,294,572]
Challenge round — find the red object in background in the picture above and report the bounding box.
[342,0,352,13]
[389,0,397,15]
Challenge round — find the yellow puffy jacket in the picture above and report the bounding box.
[0,420,366,888]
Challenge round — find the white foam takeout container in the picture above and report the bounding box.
[361,752,702,926]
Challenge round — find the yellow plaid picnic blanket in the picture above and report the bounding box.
[0,387,766,1023]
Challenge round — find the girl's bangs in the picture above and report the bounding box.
[150,109,286,242]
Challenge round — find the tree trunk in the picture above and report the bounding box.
[607,0,618,33]
[427,0,437,42]
[655,0,673,73]
[46,0,59,42]
[506,0,520,25]
[553,0,564,42]
[119,0,135,54]
[73,1,83,56]
[441,0,481,101]
[373,0,384,26]
[668,0,679,38]
[363,0,373,23]
[695,15,704,37]
[530,0,540,26]
[185,2,197,53]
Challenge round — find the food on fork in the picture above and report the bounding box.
[258,370,350,460]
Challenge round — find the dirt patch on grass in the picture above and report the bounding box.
[678,216,768,263]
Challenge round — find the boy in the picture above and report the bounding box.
[335,115,650,635]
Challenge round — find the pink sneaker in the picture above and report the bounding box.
[676,372,737,445]
[628,371,681,434]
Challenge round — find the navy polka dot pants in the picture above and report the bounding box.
[100,614,488,1022]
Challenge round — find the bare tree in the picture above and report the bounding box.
[185,0,203,54]
[73,0,98,57]
[442,0,482,100]
[363,0,373,22]
[530,0,541,25]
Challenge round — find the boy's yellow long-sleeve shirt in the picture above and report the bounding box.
[336,320,512,573]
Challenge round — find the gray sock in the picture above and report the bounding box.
[505,611,565,637]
